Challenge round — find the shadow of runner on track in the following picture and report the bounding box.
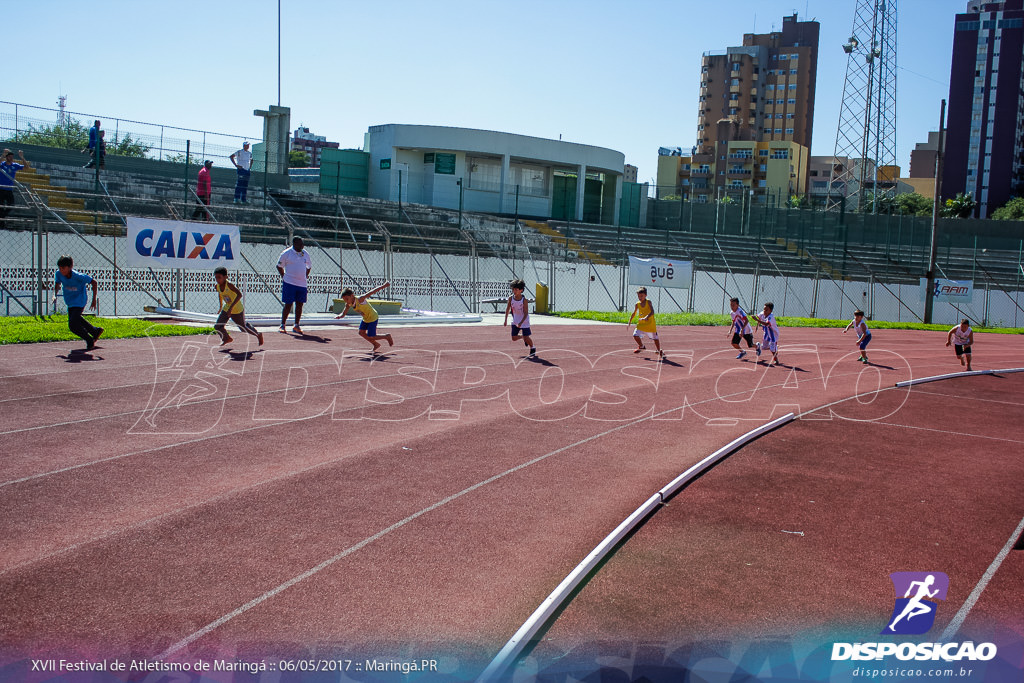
[217,349,264,362]
[58,350,104,363]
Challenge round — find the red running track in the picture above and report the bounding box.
[0,323,1020,681]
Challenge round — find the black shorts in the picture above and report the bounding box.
[732,332,754,347]
[954,344,972,356]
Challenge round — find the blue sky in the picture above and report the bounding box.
[9,0,964,183]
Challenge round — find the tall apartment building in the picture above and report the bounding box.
[696,13,819,200]
[943,0,1024,217]
[291,126,340,168]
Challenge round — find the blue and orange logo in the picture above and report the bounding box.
[881,572,949,635]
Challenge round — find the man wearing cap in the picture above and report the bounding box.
[192,160,213,221]
[229,141,252,204]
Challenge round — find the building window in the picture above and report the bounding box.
[509,163,549,197]
[467,157,502,192]
[789,69,798,74]
[788,84,797,90]
[759,150,768,156]
[770,149,790,159]
[774,128,783,134]
[787,113,795,119]
[785,128,794,134]
[788,98,796,104]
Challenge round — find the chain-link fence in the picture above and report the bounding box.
[2,158,1023,329]
[0,100,254,164]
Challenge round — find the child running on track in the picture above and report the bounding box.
[844,309,872,363]
[628,287,664,358]
[753,302,780,366]
[729,297,755,359]
[336,281,394,354]
[213,266,264,347]
[52,254,103,351]
[946,318,974,371]
[503,278,536,357]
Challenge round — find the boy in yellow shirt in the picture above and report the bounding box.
[213,266,264,347]
[627,287,664,358]
[335,281,395,353]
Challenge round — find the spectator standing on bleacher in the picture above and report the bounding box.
[230,141,252,204]
[0,149,27,229]
[83,120,102,168]
[192,160,213,221]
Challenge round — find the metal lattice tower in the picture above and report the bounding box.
[826,0,898,213]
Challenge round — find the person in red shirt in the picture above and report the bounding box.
[191,160,213,221]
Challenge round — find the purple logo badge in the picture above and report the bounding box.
[882,572,949,635]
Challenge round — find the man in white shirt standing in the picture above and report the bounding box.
[229,141,252,204]
[277,236,312,334]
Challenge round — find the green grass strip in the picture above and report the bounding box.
[0,316,214,345]
[549,310,1023,334]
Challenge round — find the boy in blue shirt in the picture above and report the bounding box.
[52,255,103,350]
[1,149,27,228]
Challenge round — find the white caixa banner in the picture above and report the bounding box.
[126,217,240,270]
[628,255,692,290]
[921,277,973,303]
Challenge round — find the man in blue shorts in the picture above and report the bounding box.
[277,236,312,334]
[52,254,103,351]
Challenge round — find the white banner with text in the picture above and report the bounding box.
[126,217,239,270]
[628,255,692,290]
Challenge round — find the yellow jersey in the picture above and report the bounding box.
[633,299,656,333]
[352,300,378,323]
[217,281,244,314]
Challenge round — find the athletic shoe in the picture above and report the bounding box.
[861,357,869,364]
[755,342,762,356]
[85,339,95,351]
[658,349,665,358]
[219,336,233,347]
[278,325,286,333]
[292,325,303,335]
[736,350,746,359]
[633,345,646,354]
[529,347,536,356]
[93,327,104,342]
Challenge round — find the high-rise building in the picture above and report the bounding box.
[696,13,819,201]
[291,126,340,168]
[943,0,1024,217]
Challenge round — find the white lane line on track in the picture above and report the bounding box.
[0,347,690,485]
[2,363,839,570]
[940,513,1024,641]
[0,354,888,489]
[153,394,726,660]
[903,388,1024,407]
[868,421,1024,444]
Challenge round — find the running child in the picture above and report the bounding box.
[213,266,264,347]
[52,254,103,351]
[844,309,872,363]
[946,318,974,371]
[627,287,664,358]
[335,281,394,353]
[753,301,780,366]
[503,278,536,356]
[728,297,755,359]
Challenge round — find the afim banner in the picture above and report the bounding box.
[628,255,693,290]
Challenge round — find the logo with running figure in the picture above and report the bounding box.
[882,572,949,635]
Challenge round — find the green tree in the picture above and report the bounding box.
[8,117,150,158]
[989,196,1024,220]
[787,194,811,209]
[941,192,976,218]
[894,192,933,216]
[13,119,89,150]
[859,191,897,214]
[288,149,310,168]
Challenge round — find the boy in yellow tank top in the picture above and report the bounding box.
[213,266,264,347]
[627,287,664,358]
[335,281,395,354]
